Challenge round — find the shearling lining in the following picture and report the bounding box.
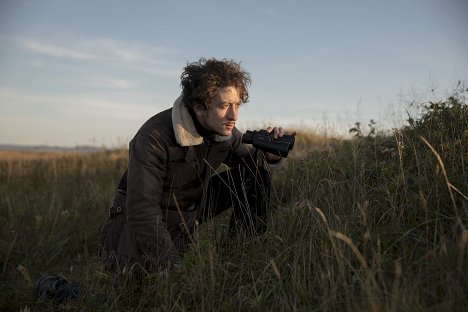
[171,96,231,146]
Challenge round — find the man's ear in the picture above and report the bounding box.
[193,101,205,117]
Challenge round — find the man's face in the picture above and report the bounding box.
[195,86,240,136]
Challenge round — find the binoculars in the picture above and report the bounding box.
[242,129,295,158]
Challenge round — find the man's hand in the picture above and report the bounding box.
[264,127,297,162]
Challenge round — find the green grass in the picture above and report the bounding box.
[0,93,467,311]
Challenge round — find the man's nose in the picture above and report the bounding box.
[227,104,238,120]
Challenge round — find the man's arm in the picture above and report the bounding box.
[223,128,257,168]
[126,131,179,270]
[224,127,294,168]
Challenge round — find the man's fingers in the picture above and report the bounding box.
[266,126,292,139]
[277,127,284,138]
[273,127,279,139]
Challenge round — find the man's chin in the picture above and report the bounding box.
[217,128,233,136]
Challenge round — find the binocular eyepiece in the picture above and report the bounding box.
[242,129,295,158]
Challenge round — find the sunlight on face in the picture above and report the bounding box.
[195,86,241,136]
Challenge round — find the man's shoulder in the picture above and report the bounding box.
[131,108,175,144]
[141,108,172,130]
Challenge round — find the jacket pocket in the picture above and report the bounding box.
[99,216,122,271]
[99,191,131,272]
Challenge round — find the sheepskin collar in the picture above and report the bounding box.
[171,96,231,146]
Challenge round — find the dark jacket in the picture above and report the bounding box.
[124,96,256,269]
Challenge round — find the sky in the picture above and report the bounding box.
[1,0,467,147]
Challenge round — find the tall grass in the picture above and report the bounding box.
[0,149,127,309]
[0,92,466,311]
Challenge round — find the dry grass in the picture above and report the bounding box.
[0,150,80,161]
[0,107,466,311]
[0,149,128,161]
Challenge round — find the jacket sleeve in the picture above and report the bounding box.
[220,128,252,167]
[224,128,283,169]
[126,131,179,270]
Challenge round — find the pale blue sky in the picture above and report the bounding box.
[1,0,467,146]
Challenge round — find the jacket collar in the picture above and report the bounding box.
[171,96,231,146]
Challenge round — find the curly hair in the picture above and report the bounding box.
[180,58,251,110]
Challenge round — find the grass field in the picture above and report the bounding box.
[0,93,467,311]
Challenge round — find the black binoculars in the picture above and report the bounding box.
[242,129,295,158]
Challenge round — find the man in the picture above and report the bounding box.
[99,58,293,275]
